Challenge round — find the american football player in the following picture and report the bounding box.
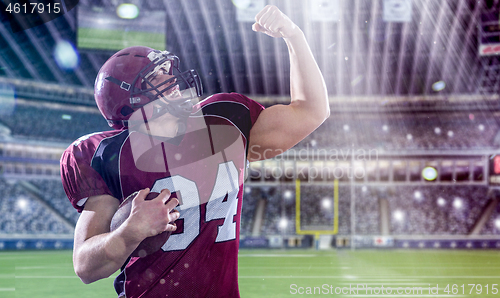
[60,5,329,298]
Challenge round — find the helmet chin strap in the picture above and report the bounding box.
[136,104,188,139]
[164,99,194,118]
[148,95,193,120]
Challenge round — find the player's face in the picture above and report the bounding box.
[149,67,183,102]
[128,66,183,132]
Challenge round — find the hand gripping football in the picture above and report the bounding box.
[110,191,175,258]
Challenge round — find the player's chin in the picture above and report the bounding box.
[166,222,177,232]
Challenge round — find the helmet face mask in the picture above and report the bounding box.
[94,46,203,129]
[126,86,200,129]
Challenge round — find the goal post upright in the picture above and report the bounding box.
[295,179,339,249]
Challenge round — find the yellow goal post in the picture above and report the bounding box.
[295,179,338,239]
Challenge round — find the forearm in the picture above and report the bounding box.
[73,190,179,284]
[74,223,141,284]
[73,194,144,284]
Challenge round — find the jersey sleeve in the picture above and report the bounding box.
[199,92,264,128]
[198,93,264,150]
[60,146,113,213]
[230,93,265,126]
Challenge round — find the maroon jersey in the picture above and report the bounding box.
[61,93,264,297]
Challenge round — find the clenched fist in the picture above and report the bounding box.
[252,5,300,39]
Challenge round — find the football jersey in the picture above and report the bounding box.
[60,93,264,298]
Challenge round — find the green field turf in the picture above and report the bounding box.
[1,249,500,297]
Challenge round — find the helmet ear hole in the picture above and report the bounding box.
[121,105,134,116]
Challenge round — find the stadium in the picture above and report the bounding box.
[1,0,500,297]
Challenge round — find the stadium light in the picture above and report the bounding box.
[54,40,79,70]
[452,198,463,209]
[432,80,446,92]
[232,0,252,9]
[437,197,446,207]
[434,127,441,135]
[495,218,500,230]
[406,134,413,140]
[278,218,288,229]
[116,3,139,19]
[393,210,404,221]
[413,190,423,201]
[321,198,331,209]
[283,190,293,199]
[422,167,438,181]
[343,124,349,131]
[17,197,28,210]
[478,124,485,131]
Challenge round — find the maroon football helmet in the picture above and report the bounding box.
[94,46,203,129]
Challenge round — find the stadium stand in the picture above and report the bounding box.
[0,178,73,235]
[241,184,498,237]
[482,206,500,235]
[0,100,109,143]
[0,100,497,151]
[28,179,80,225]
[296,112,498,150]
[240,187,260,236]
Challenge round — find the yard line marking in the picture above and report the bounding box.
[374,276,500,279]
[0,256,39,260]
[239,275,499,281]
[0,288,15,291]
[239,254,317,257]
[339,282,428,285]
[15,266,67,270]
[238,266,344,269]
[280,275,500,279]
[344,266,500,270]
[239,276,420,280]
[15,276,79,279]
[240,276,345,279]
[344,295,465,297]
[344,279,421,282]
[0,275,14,279]
[342,279,423,282]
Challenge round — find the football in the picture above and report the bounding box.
[110,191,174,258]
